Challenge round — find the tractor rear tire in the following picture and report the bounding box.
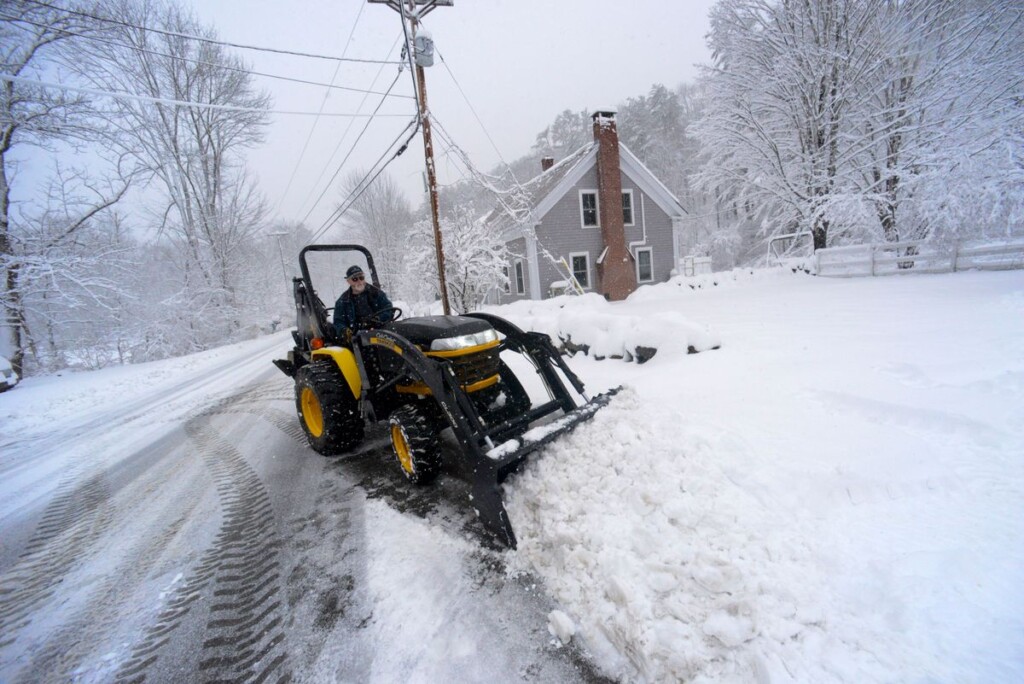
[295,360,364,455]
[389,403,442,485]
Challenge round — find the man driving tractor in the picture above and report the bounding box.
[333,265,396,341]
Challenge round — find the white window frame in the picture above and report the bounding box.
[569,251,592,290]
[579,189,600,229]
[635,247,654,283]
[514,260,526,295]
[502,265,511,293]
[622,188,635,226]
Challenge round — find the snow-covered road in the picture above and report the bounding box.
[0,335,596,682]
[1,268,1022,683]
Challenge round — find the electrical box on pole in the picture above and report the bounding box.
[369,0,453,315]
[414,32,434,67]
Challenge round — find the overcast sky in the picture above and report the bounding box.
[183,0,716,235]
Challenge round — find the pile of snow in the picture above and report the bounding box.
[486,292,721,362]
[507,389,868,682]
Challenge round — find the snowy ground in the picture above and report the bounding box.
[1,268,1022,682]
[497,269,1024,682]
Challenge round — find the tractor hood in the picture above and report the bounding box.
[389,315,494,348]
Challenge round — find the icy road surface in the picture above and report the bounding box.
[0,334,601,683]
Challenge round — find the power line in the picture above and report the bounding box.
[0,73,414,117]
[429,114,519,190]
[431,41,535,207]
[429,112,575,277]
[277,2,371,213]
[435,47,515,177]
[299,71,406,226]
[309,117,420,243]
[22,0,401,64]
[0,13,413,100]
[293,33,406,221]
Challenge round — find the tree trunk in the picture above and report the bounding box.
[0,147,25,377]
[812,224,828,251]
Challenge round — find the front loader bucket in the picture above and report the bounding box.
[469,387,621,548]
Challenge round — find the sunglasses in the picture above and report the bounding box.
[348,275,365,282]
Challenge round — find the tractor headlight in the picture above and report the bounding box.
[430,328,498,352]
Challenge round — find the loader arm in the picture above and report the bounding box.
[355,320,620,549]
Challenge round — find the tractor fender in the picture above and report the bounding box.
[311,346,361,399]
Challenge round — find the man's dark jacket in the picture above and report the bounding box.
[333,284,394,338]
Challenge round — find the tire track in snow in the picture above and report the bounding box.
[16,511,194,681]
[192,392,375,678]
[10,432,209,682]
[809,389,1014,452]
[115,389,291,684]
[0,466,113,651]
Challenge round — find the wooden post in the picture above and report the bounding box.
[373,0,452,315]
[413,54,450,313]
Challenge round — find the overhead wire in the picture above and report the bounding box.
[429,112,576,279]
[435,47,517,181]
[292,33,407,221]
[0,13,413,99]
[277,2,369,213]
[22,0,402,64]
[0,73,413,117]
[309,116,421,243]
[299,70,408,227]
[397,0,420,103]
[301,5,423,243]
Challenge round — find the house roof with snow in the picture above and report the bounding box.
[486,139,687,240]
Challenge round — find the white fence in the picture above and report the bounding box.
[815,238,1024,278]
[680,255,713,276]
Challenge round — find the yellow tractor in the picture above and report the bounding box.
[274,245,617,547]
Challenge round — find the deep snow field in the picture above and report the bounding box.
[492,268,1024,682]
[2,267,1022,683]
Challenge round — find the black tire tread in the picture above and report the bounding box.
[389,403,442,485]
[295,360,364,455]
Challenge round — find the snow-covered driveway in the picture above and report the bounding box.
[503,269,1024,682]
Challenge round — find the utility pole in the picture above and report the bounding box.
[369,0,453,315]
[267,231,291,294]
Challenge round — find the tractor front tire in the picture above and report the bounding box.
[295,360,364,455]
[389,403,442,485]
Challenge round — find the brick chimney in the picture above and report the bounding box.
[592,109,635,301]
[541,157,555,171]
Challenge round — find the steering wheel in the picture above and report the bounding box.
[365,307,402,327]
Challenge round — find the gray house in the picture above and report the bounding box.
[488,109,687,302]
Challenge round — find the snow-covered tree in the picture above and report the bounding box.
[695,0,884,250]
[849,0,1024,244]
[77,0,270,347]
[17,205,138,371]
[619,85,688,192]
[407,207,510,314]
[694,0,1024,256]
[533,108,592,159]
[1,2,130,375]
[338,170,413,297]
